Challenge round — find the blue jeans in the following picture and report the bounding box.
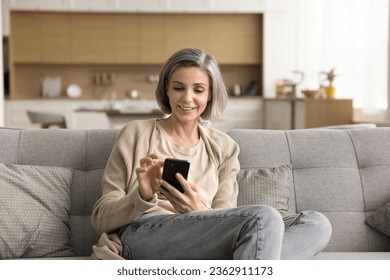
[282,210,332,259]
[120,205,331,260]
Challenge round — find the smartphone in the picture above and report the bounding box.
[161,158,190,193]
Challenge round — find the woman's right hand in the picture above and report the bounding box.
[136,154,163,201]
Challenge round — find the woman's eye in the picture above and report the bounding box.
[194,88,204,94]
[173,87,184,91]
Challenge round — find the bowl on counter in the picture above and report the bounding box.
[301,89,320,98]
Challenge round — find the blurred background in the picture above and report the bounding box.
[0,0,389,130]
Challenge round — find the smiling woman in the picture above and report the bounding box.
[90,48,331,260]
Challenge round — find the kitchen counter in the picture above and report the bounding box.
[4,97,263,131]
[74,107,166,129]
[75,107,163,115]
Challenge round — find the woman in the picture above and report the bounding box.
[91,48,331,260]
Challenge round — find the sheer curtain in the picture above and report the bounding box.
[296,0,388,114]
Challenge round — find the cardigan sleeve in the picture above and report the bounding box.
[211,138,240,209]
[91,122,157,234]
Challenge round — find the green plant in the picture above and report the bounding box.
[320,68,338,87]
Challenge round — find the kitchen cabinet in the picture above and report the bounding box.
[10,12,41,62]
[10,12,71,63]
[41,13,70,63]
[10,12,262,65]
[263,98,353,129]
[114,14,139,63]
[69,13,115,63]
[164,14,208,59]
[138,14,165,64]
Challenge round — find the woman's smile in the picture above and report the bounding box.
[178,105,197,112]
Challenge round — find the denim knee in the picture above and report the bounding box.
[301,210,332,250]
[239,205,285,237]
[238,205,283,223]
[234,205,284,259]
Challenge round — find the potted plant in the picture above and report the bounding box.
[320,68,337,99]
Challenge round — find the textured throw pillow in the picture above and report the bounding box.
[237,165,292,215]
[0,163,74,259]
[365,201,390,237]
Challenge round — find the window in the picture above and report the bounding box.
[297,0,389,114]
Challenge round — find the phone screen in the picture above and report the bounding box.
[161,158,190,193]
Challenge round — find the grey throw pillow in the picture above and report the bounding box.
[237,165,292,215]
[365,201,390,237]
[0,163,74,259]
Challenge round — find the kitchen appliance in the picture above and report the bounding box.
[42,76,61,98]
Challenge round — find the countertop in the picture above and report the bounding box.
[75,108,165,117]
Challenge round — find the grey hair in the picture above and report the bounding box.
[155,48,227,122]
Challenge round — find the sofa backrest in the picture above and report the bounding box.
[0,128,119,257]
[228,127,390,252]
[1,127,390,255]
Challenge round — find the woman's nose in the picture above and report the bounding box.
[182,90,193,102]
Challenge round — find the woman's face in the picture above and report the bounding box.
[167,67,211,124]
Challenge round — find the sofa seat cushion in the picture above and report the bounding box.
[0,163,74,259]
[236,165,292,214]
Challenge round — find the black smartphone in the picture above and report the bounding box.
[161,158,190,193]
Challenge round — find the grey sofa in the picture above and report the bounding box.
[1,125,390,259]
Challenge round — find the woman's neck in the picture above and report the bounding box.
[160,117,200,148]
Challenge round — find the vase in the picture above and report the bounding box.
[325,86,335,99]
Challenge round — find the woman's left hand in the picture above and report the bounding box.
[159,173,208,213]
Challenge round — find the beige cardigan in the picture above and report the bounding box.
[91,119,240,259]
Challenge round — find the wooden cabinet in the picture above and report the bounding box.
[41,13,70,63]
[138,14,165,64]
[69,13,115,63]
[11,12,41,62]
[164,14,208,59]
[263,98,353,129]
[114,14,139,63]
[11,12,71,63]
[10,12,262,65]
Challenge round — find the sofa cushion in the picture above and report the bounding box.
[365,200,390,237]
[236,165,292,215]
[0,163,74,259]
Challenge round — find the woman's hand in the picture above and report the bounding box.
[159,173,208,213]
[136,154,164,201]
